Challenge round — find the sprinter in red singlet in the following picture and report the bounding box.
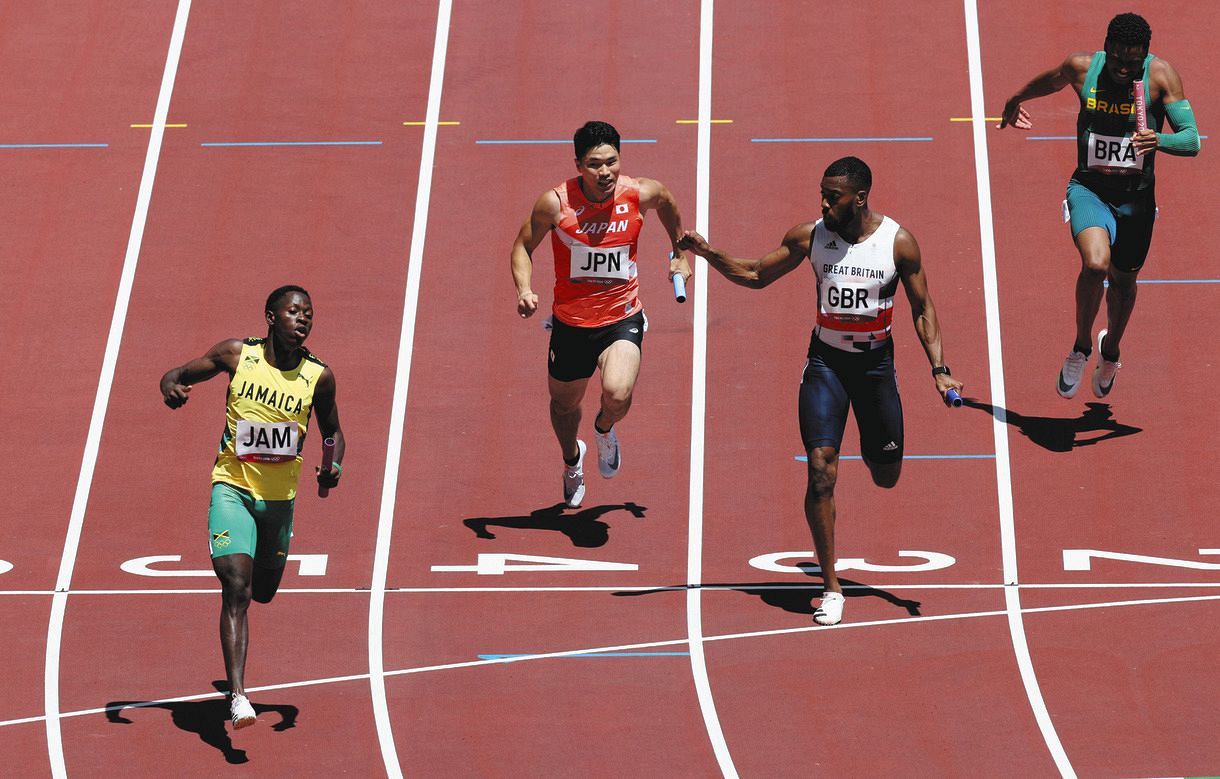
[511,121,692,508]
[680,157,963,626]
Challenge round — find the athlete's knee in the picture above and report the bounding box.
[251,565,286,604]
[866,459,902,488]
[221,579,253,611]
[805,449,838,497]
[549,395,581,417]
[600,383,633,411]
[1107,270,1138,296]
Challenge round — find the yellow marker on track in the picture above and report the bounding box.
[676,119,732,124]
[950,117,1002,122]
[131,123,188,128]
[402,121,460,126]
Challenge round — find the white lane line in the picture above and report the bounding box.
[42,3,191,777]
[10,591,1217,731]
[962,1,1074,776]
[367,1,452,775]
[8,581,1220,598]
[687,1,737,777]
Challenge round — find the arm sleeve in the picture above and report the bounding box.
[1158,100,1201,155]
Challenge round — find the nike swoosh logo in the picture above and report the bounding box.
[1058,374,1074,394]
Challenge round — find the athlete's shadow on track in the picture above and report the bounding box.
[105,681,298,764]
[615,571,921,618]
[463,502,647,548]
[962,398,1142,452]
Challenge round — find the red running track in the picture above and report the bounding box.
[2,1,1218,775]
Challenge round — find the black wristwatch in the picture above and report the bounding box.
[931,366,951,377]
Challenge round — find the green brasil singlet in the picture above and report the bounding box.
[1076,51,1159,191]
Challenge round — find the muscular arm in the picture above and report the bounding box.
[159,339,242,409]
[677,223,810,290]
[895,230,963,398]
[1135,58,1201,156]
[510,191,560,318]
[638,177,693,283]
[999,53,1091,129]
[311,367,345,488]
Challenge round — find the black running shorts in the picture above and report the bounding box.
[547,310,646,382]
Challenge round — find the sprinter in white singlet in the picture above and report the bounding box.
[679,156,963,626]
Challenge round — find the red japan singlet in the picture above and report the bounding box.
[549,174,645,327]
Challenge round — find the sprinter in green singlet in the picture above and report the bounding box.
[160,285,345,730]
[999,13,1200,399]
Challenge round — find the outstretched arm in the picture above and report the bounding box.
[159,339,242,409]
[311,367,345,489]
[999,53,1090,129]
[677,223,811,289]
[895,230,964,401]
[510,191,560,318]
[638,177,693,284]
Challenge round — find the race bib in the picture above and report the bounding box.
[569,245,633,283]
[235,420,298,463]
[1087,132,1145,174]
[822,283,874,317]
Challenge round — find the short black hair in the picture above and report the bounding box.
[265,284,310,313]
[1106,13,1151,49]
[574,121,620,161]
[823,156,872,193]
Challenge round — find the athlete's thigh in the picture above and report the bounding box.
[1067,179,1118,248]
[1110,191,1156,272]
[798,354,850,453]
[547,318,600,382]
[597,339,642,397]
[846,351,904,464]
[252,498,294,570]
[208,482,258,560]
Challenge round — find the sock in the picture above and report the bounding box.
[564,452,580,468]
[1073,344,1092,358]
[594,412,612,436]
[1099,333,1119,362]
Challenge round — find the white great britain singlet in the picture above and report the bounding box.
[809,216,901,351]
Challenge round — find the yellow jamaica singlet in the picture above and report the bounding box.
[211,338,326,500]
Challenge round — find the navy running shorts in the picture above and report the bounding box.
[798,335,904,464]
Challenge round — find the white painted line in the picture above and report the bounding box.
[367,1,452,776]
[9,591,1217,731]
[962,1,1074,776]
[42,3,191,776]
[686,2,737,777]
[8,581,1220,598]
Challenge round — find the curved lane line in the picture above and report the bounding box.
[13,591,1219,731]
[687,1,737,776]
[367,1,453,776]
[962,1,1075,776]
[42,3,192,777]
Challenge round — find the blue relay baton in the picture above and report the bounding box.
[669,252,687,303]
[944,388,962,408]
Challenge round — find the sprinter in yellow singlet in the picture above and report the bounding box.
[160,285,345,730]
